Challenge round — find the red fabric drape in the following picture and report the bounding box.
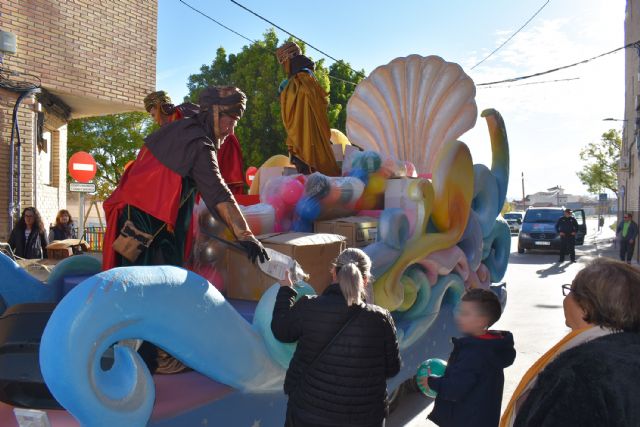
[217,133,245,195]
[102,147,183,271]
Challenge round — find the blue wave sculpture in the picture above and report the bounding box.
[40,266,286,427]
[0,253,100,308]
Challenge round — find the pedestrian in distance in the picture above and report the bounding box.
[421,288,515,427]
[502,259,640,427]
[48,209,77,242]
[8,207,48,259]
[616,213,638,264]
[555,208,578,263]
[271,248,401,427]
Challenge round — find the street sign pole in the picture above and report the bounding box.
[79,191,85,238]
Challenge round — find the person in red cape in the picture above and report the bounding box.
[103,86,267,272]
[145,90,245,195]
[103,86,268,375]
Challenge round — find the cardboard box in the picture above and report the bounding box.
[314,217,378,248]
[226,232,346,301]
[46,239,89,260]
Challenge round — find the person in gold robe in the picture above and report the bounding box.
[277,42,340,176]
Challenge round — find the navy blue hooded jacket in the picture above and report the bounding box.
[428,331,516,427]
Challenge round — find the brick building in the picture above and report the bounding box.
[0,0,157,241]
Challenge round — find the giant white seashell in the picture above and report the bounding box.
[346,55,477,174]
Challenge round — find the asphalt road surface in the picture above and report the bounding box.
[387,216,616,426]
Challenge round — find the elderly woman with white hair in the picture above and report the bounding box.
[272,248,401,427]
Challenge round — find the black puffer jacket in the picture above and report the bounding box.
[272,284,401,426]
[515,332,640,427]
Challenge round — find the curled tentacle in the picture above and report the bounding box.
[457,211,484,271]
[482,108,510,211]
[394,274,465,349]
[40,266,285,427]
[482,217,512,282]
[252,282,316,368]
[373,140,473,311]
[472,164,500,238]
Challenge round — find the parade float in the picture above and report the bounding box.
[0,55,510,426]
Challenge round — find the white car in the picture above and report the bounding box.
[504,212,524,234]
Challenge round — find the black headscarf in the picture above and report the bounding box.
[144,87,247,174]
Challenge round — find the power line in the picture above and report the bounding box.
[176,0,360,86]
[477,40,639,86]
[177,0,254,44]
[471,0,551,70]
[478,77,579,89]
[229,0,366,78]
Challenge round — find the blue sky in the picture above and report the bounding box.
[157,0,627,199]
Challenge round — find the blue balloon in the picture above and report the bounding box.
[295,196,322,222]
[352,151,382,173]
[348,168,369,185]
[292,218,314,232]
[304,172,331,199]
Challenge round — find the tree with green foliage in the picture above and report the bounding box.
[328,60,365,131]
[576,129,621,195]
[185,29,363,168]
[67,112,156,199]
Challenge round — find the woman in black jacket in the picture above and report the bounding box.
[8,207,48,259]
[502,259,640,427]
[272,248,401,427]
[48,209,77,242]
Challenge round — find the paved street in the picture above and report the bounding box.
[388,216,618,426]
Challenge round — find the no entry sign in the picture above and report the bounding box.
[68,151,97,183]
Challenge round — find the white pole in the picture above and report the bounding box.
[79,191,85,239]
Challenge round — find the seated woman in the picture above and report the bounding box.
[272,248,401,427]
[8,207,48,259]
[48,209,77,242]
[502,258,640,427]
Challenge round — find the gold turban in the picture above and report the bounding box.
[144,90,172,113]
[276,41,302,64]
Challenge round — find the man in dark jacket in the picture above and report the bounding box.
[616,213,638,263]
[555,209,579,263]
[272,282,401,426]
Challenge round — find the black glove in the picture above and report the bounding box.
[238,239,270,264]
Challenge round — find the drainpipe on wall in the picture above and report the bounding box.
[7,88,39,235]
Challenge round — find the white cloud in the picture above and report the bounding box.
[459,1,626,200]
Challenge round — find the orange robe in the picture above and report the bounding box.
[280,71,340,176]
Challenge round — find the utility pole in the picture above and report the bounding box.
[521,172,526,210]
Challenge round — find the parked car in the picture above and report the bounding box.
[517,207,586,253]
[504,212,524,234]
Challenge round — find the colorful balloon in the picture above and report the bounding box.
[305,173,332,199]
[282,179,304,206]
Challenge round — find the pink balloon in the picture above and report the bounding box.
[282,179,304,205]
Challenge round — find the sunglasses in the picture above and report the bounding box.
[562,284,573,296]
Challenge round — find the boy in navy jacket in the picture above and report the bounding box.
[421,288,516,427]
